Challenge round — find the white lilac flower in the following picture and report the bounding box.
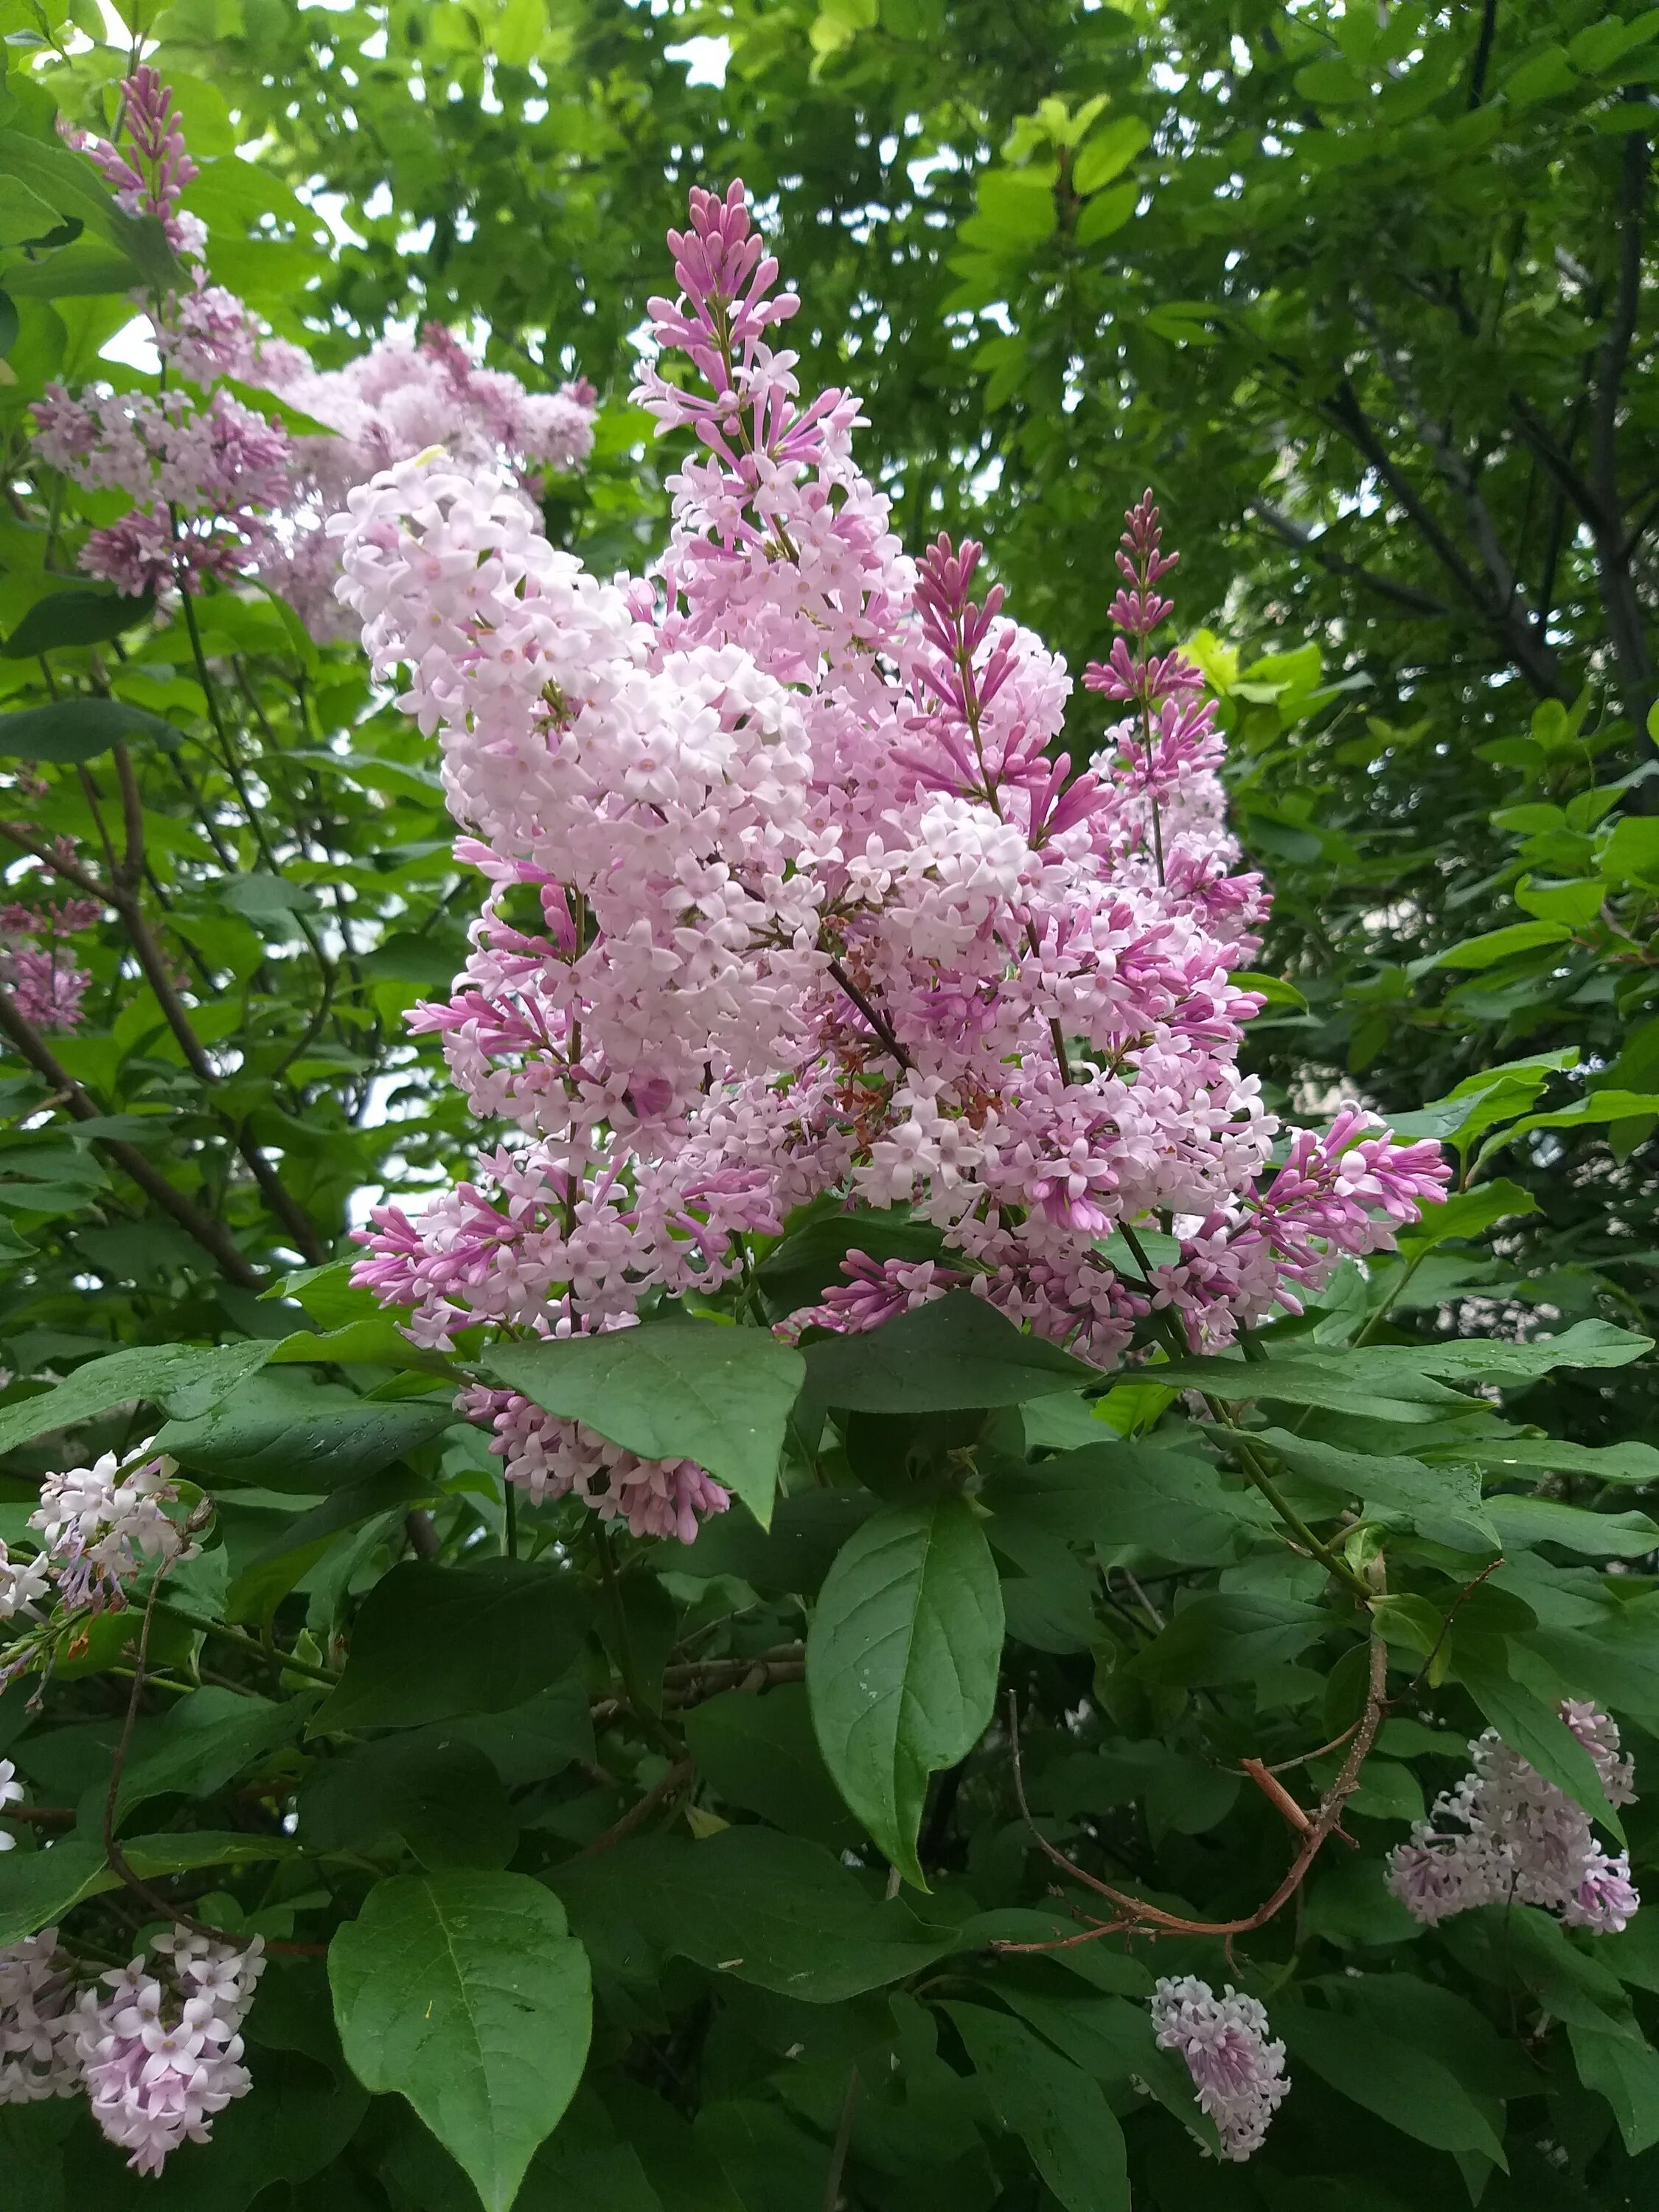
[1149,1975,1290,2160]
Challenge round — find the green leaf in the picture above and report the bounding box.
[1428,919,1573,970]
[486,1319,804,1530]
[984,1444,1271,1565]
[114,1686,309,1822]
[551,1827,952,2002]
[300,1734,518,1870]
[0,1339,273,1458]
[1,586,153,658]
[801,1290,1091,1411]
[1486,1497,1659,1557]
[0,128,181,290]
[1405,1320,1652,1380]
[682,1682,861,1848]
[1275,2000,1507,2162]
[1253,1429,1498,1553]
[1152,1349,1468,1421]
[1398,1179,1540,1252]
[312,1557,592,1732]
[676,1486,877,1592]
[0,1838,108,1945]
[1071,116,1150,194]
[807,1495,1004,1886]
[945,2003,1130,2212]
[0,696,181,762]
[330,1871,591,2212]
[1133,1591,1330,1686]
[1568,2018,1659,2156]
[1451,1434,1659,1485]
[155,1369,456,1492]
[226,1467,435,1623]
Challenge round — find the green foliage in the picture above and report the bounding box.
[0,8,1657,2210]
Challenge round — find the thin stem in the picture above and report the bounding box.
[150,1596,339,1686]
[821,2066,861,2212]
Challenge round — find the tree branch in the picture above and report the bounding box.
[0,987,263,1287]
[1246,498,1453,618]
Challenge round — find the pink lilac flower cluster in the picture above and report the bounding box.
[1149,1975,1289,2161]
[0,897,99,1033]
[339,180,1446,1538]
[27,1447,192,1616]
[456,1384,729,1542]
[1387,1701,1639,1933]
[41,80,594,627]
[58,65,204,256]
[0,1921,263,2168]
[33,381,292,598]
[0,1930,80,2104]
[75,1926,264,2176]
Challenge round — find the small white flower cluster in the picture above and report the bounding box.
[0,1759,23,1851]
[1149,1975,1290,2161]
[19,1447,190,1618]
[1387,1701,1638,1933]
[0,1924,265,2173]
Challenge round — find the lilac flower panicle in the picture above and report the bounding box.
[29,1448,190,1614]
[1388,1701,1639,1933]
[0,1931,81,2105]
[1150,1976,1289,2160]
[325,181,1446,1543]
[74,1926,264,2174]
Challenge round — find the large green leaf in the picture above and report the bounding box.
[155,1368,456,1492]
[1568,2017,1659,2157]
[300,1734,518,1871]
[1152,1349,1469,1421]
[1253,1428,1499,1553]
[312,1558,592,1733]
[0,696,181,762]
[0,128,181,288]
[330,1871,591,2212]
[1133,1592,1331,1686]
[1275,2001,1507,2163]
[551,1826,953,2003]
[984,1442,1271,1565]
[682,1681,861,1849]
[807,1495,1004,1885]
[945,2003,1130,2212]
[486,1319,803,1529]
[113,1686,309,1822]
[0,1339,273,1458]
[1486,1497,1659,1557]
[0,586,154,658]
[801,1290,1091,1411]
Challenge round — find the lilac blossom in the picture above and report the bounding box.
[29,1449,192,1614]
[74,1927,264,2175]
[331,181,1444,1542]
[0,1931,81,2105]
[1388,1701,1638,1933]
[1150,1975,1290,2160]
[0,1760,21,1851]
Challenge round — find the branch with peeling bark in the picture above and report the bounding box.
[993,1613,1391,1955]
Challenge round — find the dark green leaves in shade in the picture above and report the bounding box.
[0,585,153,658]
[683,1681,861,1849]
[551,1827,953,2002]
[0,1338,273,1457]
[330,1871,591,2212]
[156,1368,456,1492]
[300,1735,519,1870]
[486,1318,804,1528]
[807,1495,1004,1885]
[801,1290,1091,1411]
[312,1559,592,1732]
[0,696,181,762]
[945,2003,1130,2212]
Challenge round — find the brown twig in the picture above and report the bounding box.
[993,1609,1391,1955]
[0,986,263,1287]
[574,1760,694,1858]
[826,958,911,1071]
[821,2064,861,2212]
